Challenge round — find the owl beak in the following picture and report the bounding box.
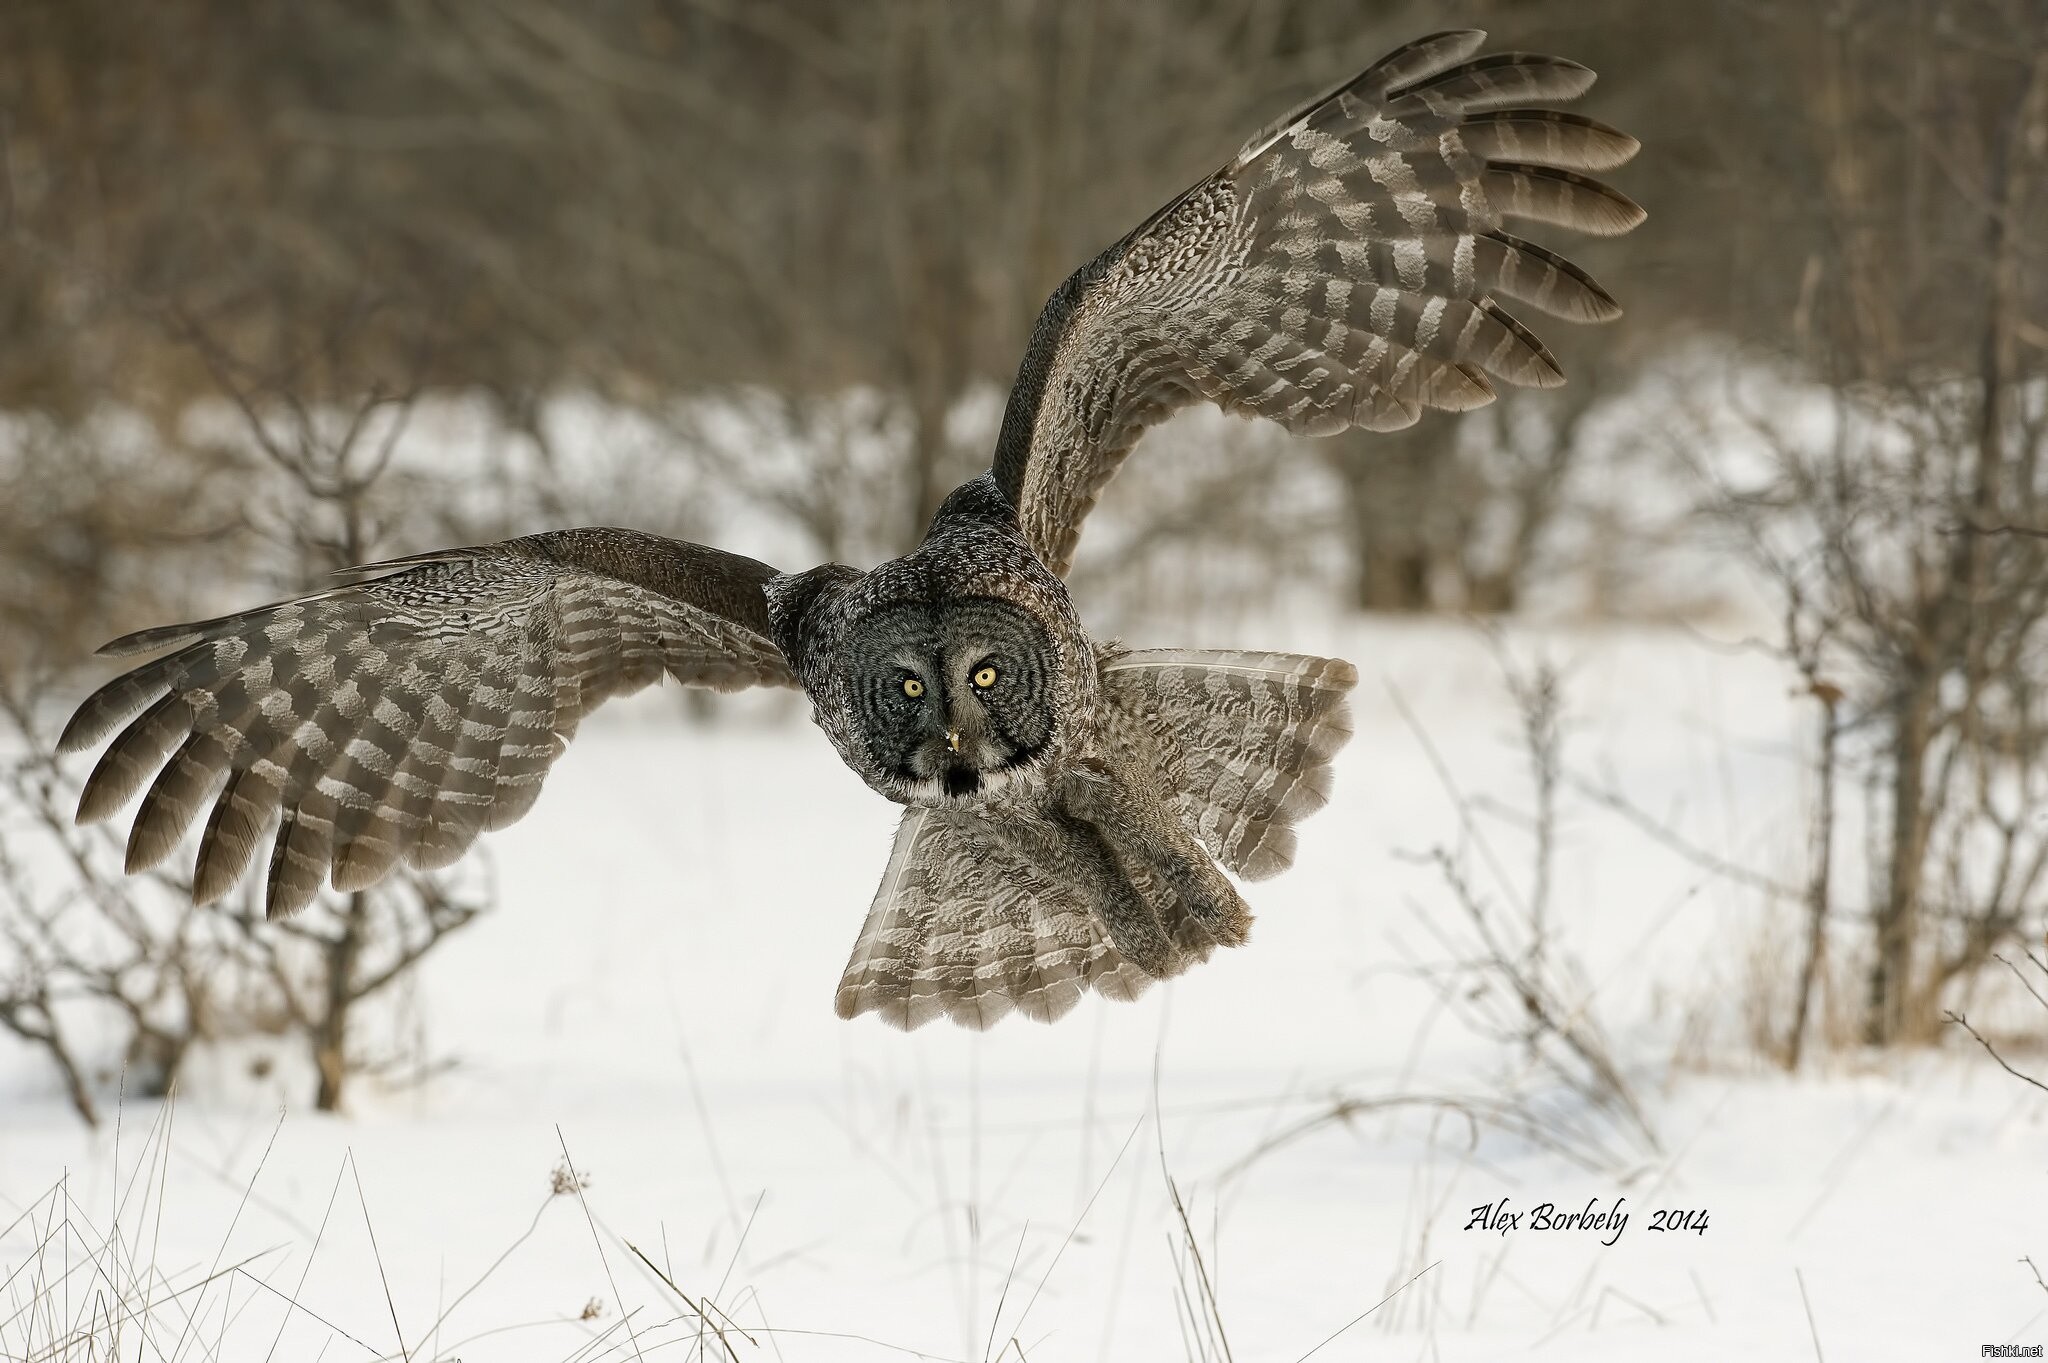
[947,728,963,754]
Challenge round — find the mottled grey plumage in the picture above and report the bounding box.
[836,639,1357,1029]
[992,27,1642,576]
[59,30,1638,1029]
[60,530,790,918]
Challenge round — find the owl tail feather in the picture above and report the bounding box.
[1055,762,1250,973]
[832,649,1358,1032]
[834,806,1163,1032]
[1098,647,1359,880]
[833,770,1254,1032]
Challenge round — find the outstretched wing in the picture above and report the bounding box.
[836,808,1155,1031]
[991,29,1643,576]
[59,528,794,918]
[1098,648,1357,881]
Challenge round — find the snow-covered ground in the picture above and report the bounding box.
[4,617,2044,1361]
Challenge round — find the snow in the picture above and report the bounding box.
[4,618,2044,1361]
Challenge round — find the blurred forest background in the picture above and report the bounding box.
[11,0,2042,636]
[1,0,2046,1118]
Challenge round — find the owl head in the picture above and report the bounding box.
[835,595,1060,803]
[765,475,1091,807]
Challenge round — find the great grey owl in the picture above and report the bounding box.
[59,31,1640,1030]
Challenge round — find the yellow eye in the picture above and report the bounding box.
[902,677,924,698]
[973,665,998,689]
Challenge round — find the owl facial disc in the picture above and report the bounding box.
[840,596,1059,805]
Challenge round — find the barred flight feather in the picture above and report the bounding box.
[834,809,1156,1031]
[1100,649,1357,881]
[60,531,792,918]
[993,28,1643,577]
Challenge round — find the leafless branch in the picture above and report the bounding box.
[1944,1010,2048,1095]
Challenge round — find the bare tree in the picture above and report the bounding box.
[1686,0,2048,1046]
[1321,361,1618,614]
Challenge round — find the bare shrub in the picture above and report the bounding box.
[1394,640,1660,1155]
[1946,943,2048,1097]
[1227,635,1662,1183]
[1674,0,2048,1047]
[0,654,488,1125]
[0,306,496,1120]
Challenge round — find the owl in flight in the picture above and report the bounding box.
[61,31,1639,1029]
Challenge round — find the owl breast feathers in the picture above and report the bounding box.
[59,30,1637,1029]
